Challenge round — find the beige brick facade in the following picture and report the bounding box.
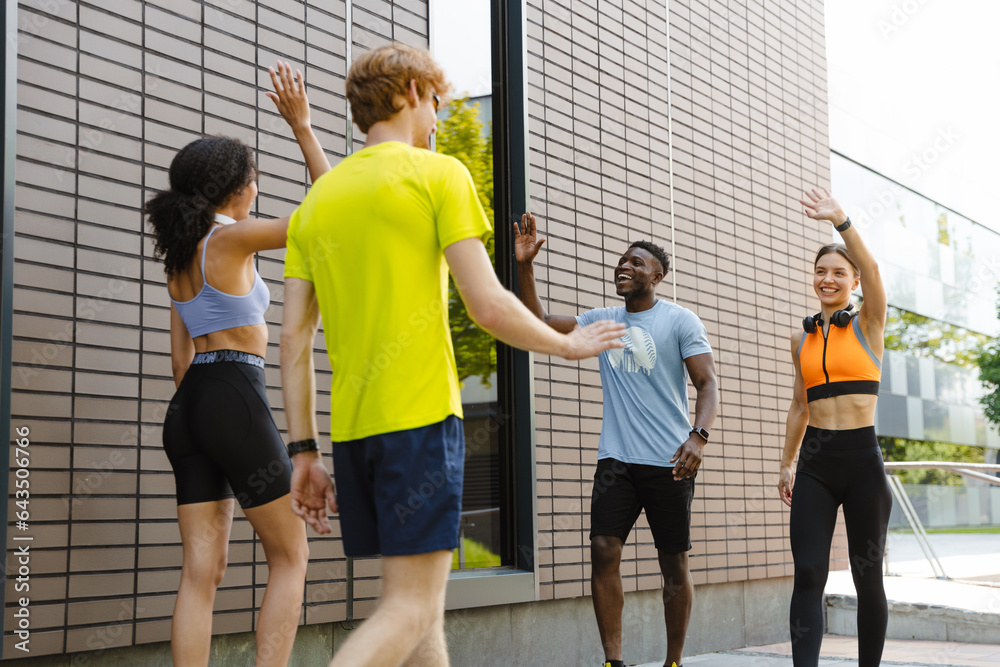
[525,0,834,602]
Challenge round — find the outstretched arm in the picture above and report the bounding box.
[266,61,332,183]
[800,188,886,338]
[514,213,579,334]
[446,236,625,359]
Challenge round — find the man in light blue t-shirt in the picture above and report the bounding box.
[515,213,719,667]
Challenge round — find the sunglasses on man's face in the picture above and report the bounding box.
[431,92,440,112]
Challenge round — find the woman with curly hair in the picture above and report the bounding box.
[145,63,331,666]
[779,189,890,666]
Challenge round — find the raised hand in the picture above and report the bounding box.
[560,320,626,360]
[514,212,546,265]
[266,61,311,134]
[799,188,848,227]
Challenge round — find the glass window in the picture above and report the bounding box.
[883,305,991,371]
[433,0,503,571]
[833,153,1000,337]
[922,400,950,442]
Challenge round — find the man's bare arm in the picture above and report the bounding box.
[280,277,336,533]
[513,213,579,334]
[445,237,624,359]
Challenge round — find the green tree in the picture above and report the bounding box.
[436,98,496,386]
[880,436,986,485]
[885,306,988,370]
[976,293,1000,427]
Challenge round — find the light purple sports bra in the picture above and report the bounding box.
[171,214,270,338]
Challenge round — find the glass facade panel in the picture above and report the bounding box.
[875,392,909,439]
[834,155,1000,446]
[832,153,1000,337]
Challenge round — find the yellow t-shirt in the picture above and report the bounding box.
[284,141,492,441]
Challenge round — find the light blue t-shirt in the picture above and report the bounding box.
[576,300,713,467]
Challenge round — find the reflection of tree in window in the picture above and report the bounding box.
[437,98,496,386]
[936,211,950,246]
[884,305,991,369]
[975,294,1000,430]
[436,97,502,570]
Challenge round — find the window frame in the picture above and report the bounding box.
[1,0,19,651]
[443,0,538,607]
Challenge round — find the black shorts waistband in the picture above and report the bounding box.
[802,425,878,450]
[190,349,265,368]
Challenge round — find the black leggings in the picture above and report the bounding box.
[789,426,891,667]
[163,351,291,509]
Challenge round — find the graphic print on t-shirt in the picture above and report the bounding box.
[608,325,657,375]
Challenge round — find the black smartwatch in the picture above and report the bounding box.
[835,217,852,233]
[287,438,319,457]
[690,427,709,443]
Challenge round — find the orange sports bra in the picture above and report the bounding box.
[798,314,881,402]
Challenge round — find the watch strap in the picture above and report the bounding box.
[287,438,319,457]
[690,427,709,443]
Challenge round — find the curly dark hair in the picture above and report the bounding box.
[629,240,670,276]
[144,136,258,277]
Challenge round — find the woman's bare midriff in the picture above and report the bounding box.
[807,393,878,430]
[194,324,269,357]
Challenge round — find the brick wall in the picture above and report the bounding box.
[525,0,833,601]
[6,0,427,656]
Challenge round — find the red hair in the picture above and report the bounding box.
[346,44,449,133]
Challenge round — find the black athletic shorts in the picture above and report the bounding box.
[589,457,695,553]
[162,350,291,509]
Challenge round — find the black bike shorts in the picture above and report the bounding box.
[162,350,291,509]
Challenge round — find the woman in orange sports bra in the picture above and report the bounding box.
[778,189,890,667]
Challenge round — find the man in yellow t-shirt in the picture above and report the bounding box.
[280,43,625,667]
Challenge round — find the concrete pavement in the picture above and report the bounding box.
[635,532,1000,666]
[635,635,1000,666]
